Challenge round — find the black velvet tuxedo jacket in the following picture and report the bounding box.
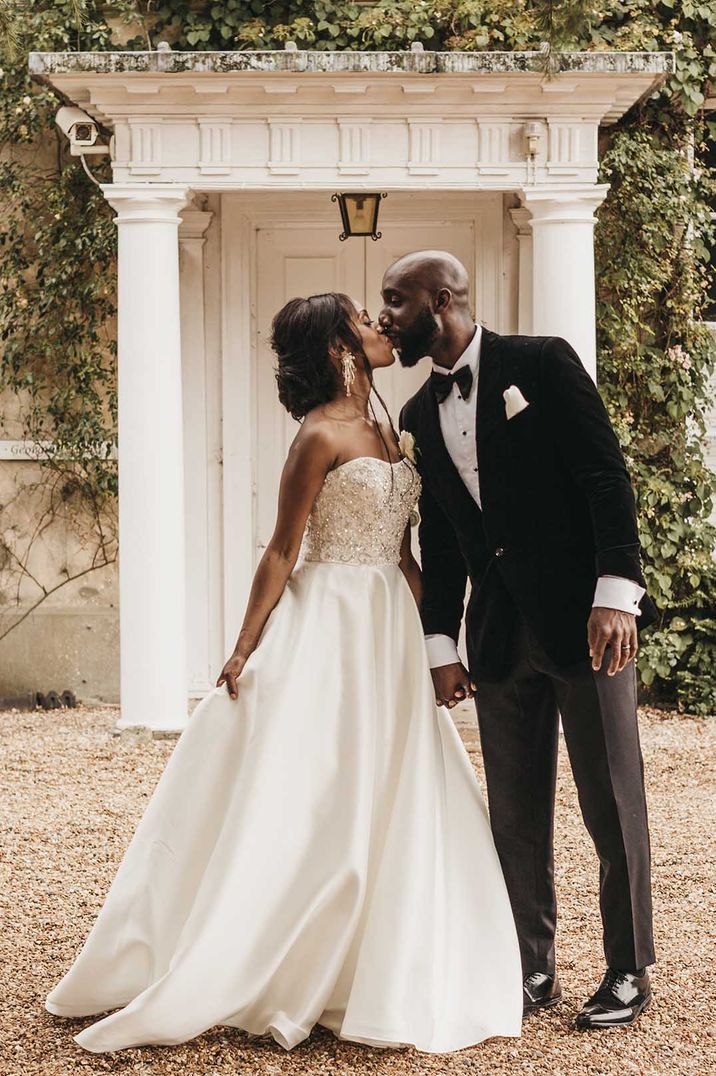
[399,328,658,682]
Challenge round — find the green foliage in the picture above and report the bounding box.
[638,616,716,717]
[0,1,715,712]
[0,7,118,627]
[591,0,716,715]
[0,153,117,493]
[0,98,117,467]
[117,1,529,53]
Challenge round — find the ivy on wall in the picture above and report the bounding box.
[596,114,716,715]
[0,1,715,711]
[0,1,118,637]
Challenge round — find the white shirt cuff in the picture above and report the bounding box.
[593,575,646,617]
[425,634,461,669]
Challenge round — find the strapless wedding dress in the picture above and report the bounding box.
[45,456,522,1054]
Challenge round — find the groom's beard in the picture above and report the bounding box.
[396,305,440,368]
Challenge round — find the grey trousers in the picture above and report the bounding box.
[475,615,655,977]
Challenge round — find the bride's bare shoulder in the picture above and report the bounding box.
[286,415,339,470]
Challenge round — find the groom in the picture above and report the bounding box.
[382,250,656,1030]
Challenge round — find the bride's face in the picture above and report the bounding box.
[349,302,397,370]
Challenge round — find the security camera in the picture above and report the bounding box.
[56,105,99,145]
[55,105,109,156]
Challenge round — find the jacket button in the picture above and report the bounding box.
[495,546,505,557]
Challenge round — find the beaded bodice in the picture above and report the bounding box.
[301,456,421,566]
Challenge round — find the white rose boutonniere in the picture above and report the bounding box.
[398,429,418,465]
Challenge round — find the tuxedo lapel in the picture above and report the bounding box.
[475,327,506,509]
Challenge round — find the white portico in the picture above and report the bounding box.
[29,48,671,731]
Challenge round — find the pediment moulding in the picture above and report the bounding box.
[29,49,672,191]
[27,48,674,77]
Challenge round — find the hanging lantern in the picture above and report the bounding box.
[332,192,387,241]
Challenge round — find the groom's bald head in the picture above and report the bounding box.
[379,250,474,368]
[382,250,471,311]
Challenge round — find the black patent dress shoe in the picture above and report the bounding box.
[523,971,562,1015]
[576,968,652,1029]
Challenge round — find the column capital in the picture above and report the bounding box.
[100,183,192,224]
[518,184,610,226]
[179,208,214,242]
[509,206,532,236]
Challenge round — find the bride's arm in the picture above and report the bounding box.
[217,428,336,698]
[399,524,423,610]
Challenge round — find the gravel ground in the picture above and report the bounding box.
[1,703,714,1076]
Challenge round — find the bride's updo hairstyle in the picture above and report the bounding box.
[271,292,368,421]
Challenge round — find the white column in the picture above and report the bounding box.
[508,206,534,335]
[519,185,609,382]
[178,205,215,698]
[101,183,191,732]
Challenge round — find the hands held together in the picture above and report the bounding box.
[431,662,476,710]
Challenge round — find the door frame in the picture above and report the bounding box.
[220,190,510,654]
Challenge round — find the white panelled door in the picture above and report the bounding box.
[254,222,477,564]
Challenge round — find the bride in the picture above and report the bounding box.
[45,292,523,1054]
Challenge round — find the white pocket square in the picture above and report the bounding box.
[503,385,529,419]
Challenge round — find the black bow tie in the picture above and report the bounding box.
[430,364,473,404]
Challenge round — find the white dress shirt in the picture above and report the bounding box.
[424,325,646,669]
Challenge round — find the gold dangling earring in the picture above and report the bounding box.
[341,351,357,397]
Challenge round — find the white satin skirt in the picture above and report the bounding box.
[45,561,523,1054]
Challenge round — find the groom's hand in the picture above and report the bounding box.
[588,608,638,676]
[431,663,476,709]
